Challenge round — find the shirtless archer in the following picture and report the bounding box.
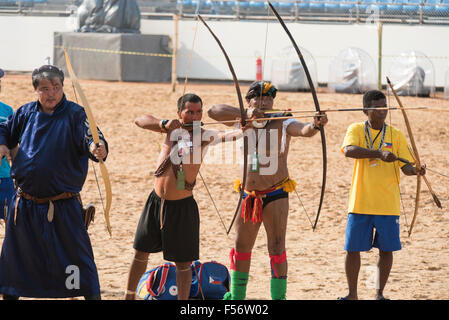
[124,93,248,300]
[208,81,328,300]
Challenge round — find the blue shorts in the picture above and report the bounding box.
[344,213,402,252]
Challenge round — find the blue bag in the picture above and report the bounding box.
[191,261,230,300]
[136,262,178,300]
[136,260,229,300]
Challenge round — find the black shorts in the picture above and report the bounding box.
[133,190,200,262]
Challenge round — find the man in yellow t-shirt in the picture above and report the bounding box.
[339,90,426,300]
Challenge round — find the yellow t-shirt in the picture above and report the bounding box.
[341,122,414,216]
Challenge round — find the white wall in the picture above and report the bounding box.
[0,15,448,86]
[0,16,74,71]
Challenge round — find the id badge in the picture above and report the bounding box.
[251,152,259,172]
[369,159,377,167]
[177,169,186,190]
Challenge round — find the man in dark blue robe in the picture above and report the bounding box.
[0,65,108,299]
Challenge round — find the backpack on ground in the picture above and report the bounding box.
[190,260,230,300]
[136,260,229,300]
[136,262,178,300]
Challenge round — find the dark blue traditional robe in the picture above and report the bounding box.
[0,95,107,298]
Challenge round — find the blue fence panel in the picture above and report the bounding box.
[207,0,225,14]
[339,0,358,13]
[178,0,194,13]
[435,0,449,14]
[384,0,408,14]
[170,0,449,19]
[423,0,441,14]
[0,0,47,4]
[223,1,237,15]
[359,0,377,12]
[237,1,250,14]
[273,1,296,15]
[403,0,421,15]
[324,0,342,12]
[297,0,310,11]
[377,0,391,11]
[248,0,268,15]
[309,0,325,12]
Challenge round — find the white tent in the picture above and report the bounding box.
[387,50,435,97]
[328,47,377,94]
[270,46,318,92]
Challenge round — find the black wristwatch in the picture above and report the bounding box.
[160,119,169,131]
[312,123,321,130]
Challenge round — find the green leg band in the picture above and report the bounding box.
[223,270,249,300]
[271,277,287,300]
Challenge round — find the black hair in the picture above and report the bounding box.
[177,93,202,112]
[245,81,277,100]
[32,65,65,89]
[363,90,386,109]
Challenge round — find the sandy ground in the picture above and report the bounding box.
[0,74,448,300]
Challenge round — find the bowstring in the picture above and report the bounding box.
[387,86,409,230]
[71,81,106,216]
[181,8,228,235]
[295,189,314,229]
[91,159,106,215]
[198,171,228,237]
[182,7,200,98]
[426,167,449,179]
[263,5,313,229]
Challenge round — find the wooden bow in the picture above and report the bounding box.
[197,15,248,235]
[386,77,441,237]
[268,1,327,231]
[64,49,112,237]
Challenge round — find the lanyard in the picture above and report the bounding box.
[176,135,193,190]
[177,135,193,167]
[364,121,386,151]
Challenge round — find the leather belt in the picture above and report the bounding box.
[14,187,80,224]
